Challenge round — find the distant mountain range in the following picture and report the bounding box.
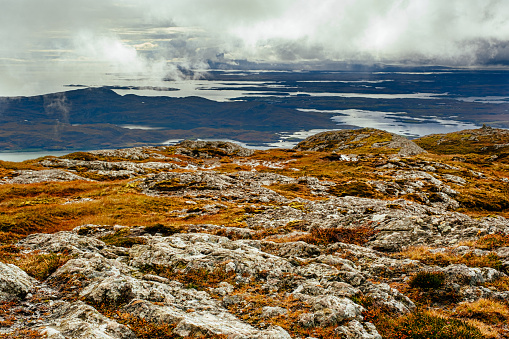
[0,87,340,151]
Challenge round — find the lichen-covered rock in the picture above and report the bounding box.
[90,146,167,160]
[136,170,299,203]
[123,299,291,338]
[40,158,179,178]
[128,233,296,280]
[261,306,288,318]
[294,128,425,157]
[175,140,255,158]
[37,301,136,339]
[360,282,416,314]
[4,169,91,184]
[80,275,178,305]
[441,264,505,286]
[18,231,107,255]
[48,254,133,290]
[0,262,36,301]
[335,320,382,339]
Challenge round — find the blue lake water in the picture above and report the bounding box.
[0,151,77,162]
[2,69,508,160]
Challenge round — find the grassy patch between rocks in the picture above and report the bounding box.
[394,246,504,271]
[453,299,509,325]
[357,296,489,339]
[0,247,72,280]
[302,226,380,246]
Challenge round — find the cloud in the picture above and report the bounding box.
[1,0,509,95]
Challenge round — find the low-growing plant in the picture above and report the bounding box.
[409,271,446,290]
[328,180,381,199]
[97,308,228,339]
[0,329,44,339]
[62,152,99,161]
[144,224,183,236]
[22,253,72,280]
[453,299,509,324]
[358,296,487,338]
[99,229,147,248]
[483,276,509,291]
[141,265,237,291]
[475,233,509,249]
[0,231,24,245]
[303,225,379,246]
[390,310,486,339]
[395,246,504,271]
[0,249,72,281]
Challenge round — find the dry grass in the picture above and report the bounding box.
[99,228,147,248]
[141,265,237,291]
[356,295,487,339]
[0,329,43,339]
[265,183,326,201]
[453,299,509,324]
[474,233,509,249]
[0,246,72,280]
[484,276,509,291]
[394,246,504,271]
[301,226,379,246]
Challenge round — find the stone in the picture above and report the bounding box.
[261,306,288,318]
[37,301,136,339]
[335,320,382,339]
[0,262,36,301]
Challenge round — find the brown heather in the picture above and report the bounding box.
[1,129,509,338]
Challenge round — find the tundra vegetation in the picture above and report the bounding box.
[0,127,508,338]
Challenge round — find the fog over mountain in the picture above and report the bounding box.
[1,0,509,96]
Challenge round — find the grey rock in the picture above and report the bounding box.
[335,320,382,339]
[18,231,107,255]
[37,301,136,339]
[261,306,288,318]
[175,140,255,157]
[4,169,91,184]
[0,262,36,301]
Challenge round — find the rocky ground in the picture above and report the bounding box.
[0,128,509,338]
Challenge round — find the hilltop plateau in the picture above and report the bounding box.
[0,127,508,339]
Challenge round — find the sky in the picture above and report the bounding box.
[1,0,509,96]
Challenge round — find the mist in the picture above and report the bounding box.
[1,0,508,96]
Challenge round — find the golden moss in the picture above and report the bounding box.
[0,248,72,281]
[453,299,509,324]
[475,233,509,249]
[394,246,504,271]
[99,229,147,248]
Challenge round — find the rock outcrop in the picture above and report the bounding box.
[294,128,426,156]
[1,131,508,338]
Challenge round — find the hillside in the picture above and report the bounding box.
[0,88,339,150]
[0,129,508,338]
[415,125,509,156]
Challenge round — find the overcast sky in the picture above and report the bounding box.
[1,0,508,96]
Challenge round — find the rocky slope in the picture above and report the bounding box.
[0,129,509,338]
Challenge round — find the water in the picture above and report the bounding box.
[0,151,77,162]
[298,109,480,138]
[2,69,507,158]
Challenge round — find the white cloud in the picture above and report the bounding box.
[1,0,509,95]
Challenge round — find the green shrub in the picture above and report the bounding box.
[62,152,99,161]
[100,229,146,248]
[409,271,446,289]
[389,311,484,339]
[144,224,182,237]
